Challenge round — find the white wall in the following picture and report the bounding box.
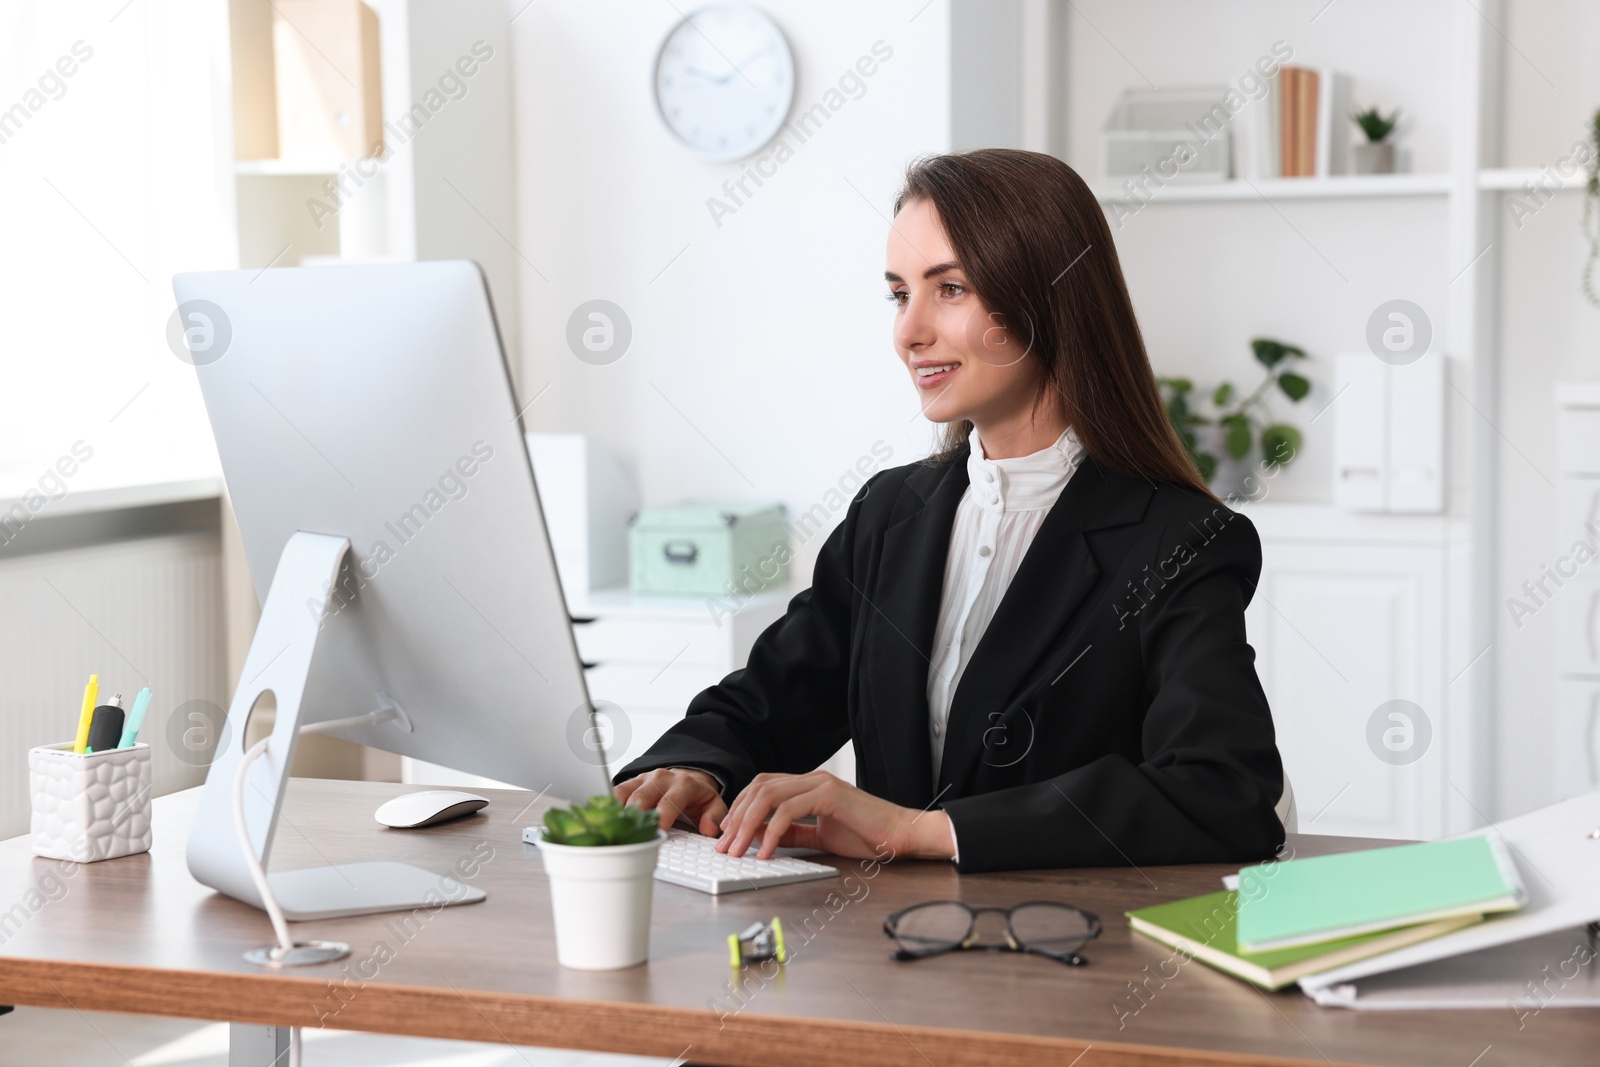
[509,1,983,582]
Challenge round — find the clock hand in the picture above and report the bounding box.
[711,48,771,85]
[732,47,771,71]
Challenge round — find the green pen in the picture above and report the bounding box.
[118,687,152,748]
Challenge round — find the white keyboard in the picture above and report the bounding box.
[654,828,838,894]
[524,826,838,895]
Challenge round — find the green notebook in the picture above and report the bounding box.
[1127,891,1483,991]
[1235,835,1525,954]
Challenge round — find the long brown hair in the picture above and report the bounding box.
[894,148,1214,499]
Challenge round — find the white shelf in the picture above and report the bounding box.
[1478,167,1588,192]
[1091,172,1452,204]
[234,158,343,177]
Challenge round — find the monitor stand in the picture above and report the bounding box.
[186,532,487,931]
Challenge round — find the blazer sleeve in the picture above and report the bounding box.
[941,508,1286,872]
[610,483,867,799]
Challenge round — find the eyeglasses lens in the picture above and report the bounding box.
[1008,903,1093,951]
[889,902,973,953]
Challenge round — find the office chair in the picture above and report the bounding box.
[1275,773,1298,833]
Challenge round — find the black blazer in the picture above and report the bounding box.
[615,449,1286,873]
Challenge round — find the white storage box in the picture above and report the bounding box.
[1103,88,1233,183]
[29,742,154,862]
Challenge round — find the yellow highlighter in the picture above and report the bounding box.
[73,674,99,753]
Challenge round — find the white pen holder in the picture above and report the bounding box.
[29,742,153,862]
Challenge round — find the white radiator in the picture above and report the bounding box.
[0,532,228,839]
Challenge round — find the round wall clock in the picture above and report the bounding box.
[653,5,796,162]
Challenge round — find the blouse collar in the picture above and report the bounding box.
[965,423,1084,514]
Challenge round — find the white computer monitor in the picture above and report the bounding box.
[173,261,610,923]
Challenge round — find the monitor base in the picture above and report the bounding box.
[187,533,479,932]
[268,860,487,921]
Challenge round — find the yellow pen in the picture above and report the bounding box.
[73,674,99,753]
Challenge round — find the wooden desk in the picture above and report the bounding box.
[0,780,1593,1067]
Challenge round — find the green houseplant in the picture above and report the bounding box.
[1350,105,1400,175]
[535,795,665,969]
[1158,338,1311,498]
[542,794,660,846]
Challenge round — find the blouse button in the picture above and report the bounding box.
[978,545,992,558]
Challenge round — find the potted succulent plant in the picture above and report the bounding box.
[1351,105,1400,175]
[534,795,664,970]
[1158,338,1312,500]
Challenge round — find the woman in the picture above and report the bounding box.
[614,148,1286,873]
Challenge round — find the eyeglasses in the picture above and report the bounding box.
[882,900,1102,966]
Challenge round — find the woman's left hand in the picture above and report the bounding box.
[716,770,955,861]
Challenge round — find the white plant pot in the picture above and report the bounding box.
[1352,141,1395,175]
[536,831,663,970]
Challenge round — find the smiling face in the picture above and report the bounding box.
[885,198,1059,455]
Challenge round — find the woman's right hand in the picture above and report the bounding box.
[614,767,727,836]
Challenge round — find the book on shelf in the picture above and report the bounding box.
[1264,70,1281,178]
[1232,73,1281,180]
[1280,66,1299,177]
[1269,65,1354,179]
[1314,67,1350,176]
[1279,66,1320,177]
[1127,890,1485,991]
[1296,67,1318,175]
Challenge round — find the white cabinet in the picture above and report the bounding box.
[1241,504,1469,840]
[570,586,791,771]
[1552,383,1600,799]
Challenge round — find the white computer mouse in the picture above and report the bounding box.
[374,789,489,829]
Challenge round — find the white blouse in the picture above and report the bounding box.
[927,423,1085,782]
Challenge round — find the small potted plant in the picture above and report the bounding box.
[534,795,664,970]
[1158,338,1312,500]
[1350,105,1400,174]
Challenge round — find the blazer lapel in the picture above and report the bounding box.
[935,457,1155,796]
[864,458,969,808]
